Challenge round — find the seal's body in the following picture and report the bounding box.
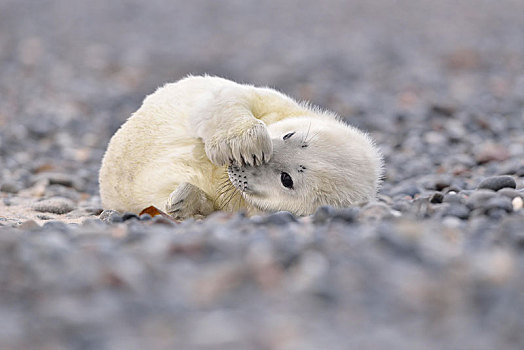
[99,76,382,219]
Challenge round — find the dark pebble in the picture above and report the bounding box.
[429,192,444,204]
[122,213,140,221]
[477,175,517,191]
[332,207,359,223]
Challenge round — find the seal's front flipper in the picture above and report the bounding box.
[166,182,214,220]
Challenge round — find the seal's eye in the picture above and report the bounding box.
[280,172,294,189]
[283,132,295,140]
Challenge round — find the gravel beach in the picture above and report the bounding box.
[1,1,524,349]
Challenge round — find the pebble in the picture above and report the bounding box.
[0,181,22,194]
[332,207,359,223]
[484,196,514,213]
[122,212,140,221]
[497,188,521,199]
[442,203,470,220]
[359,202,397,221]
[31,197,75,214]
[429,192,444,204]
[465,189,496,209]
[255,211,297,225]
[17,219,40,230]
[139,214,152,221]
[443,193,465,204]
[312,206,335,224]
[513,197,523,211]
[42,221,72,232]
[99,209,124,224]
[477,176,517,191]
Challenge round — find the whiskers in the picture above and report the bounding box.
[301,121,319,145]
[216,172,244,211]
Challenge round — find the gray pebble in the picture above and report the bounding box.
[484,196,514,213]
[32,197,75,214]
[262,211,297,225]
[0,181,22,194]
[359,202,396,221]
[42,221,71,232]
[497,188,522,199]
[443,203,470,220]
[99,209,124,223]
[466,189,497,209]
[477,175,517,191]
[312,206,335,224]
[516,165,524,177]
[443,193,465,204]
[17,220,40,230]
[391,183,421,198]
[139,214,152,221]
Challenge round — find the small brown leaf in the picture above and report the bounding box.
[139,205,178,223]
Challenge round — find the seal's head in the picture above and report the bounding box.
[227,116,383,216]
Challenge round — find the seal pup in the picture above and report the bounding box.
[99,75,383,219]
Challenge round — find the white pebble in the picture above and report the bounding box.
[512,197,523,211]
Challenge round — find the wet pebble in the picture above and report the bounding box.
[31,197,75,214]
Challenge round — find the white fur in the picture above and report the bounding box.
[99,75,383,217]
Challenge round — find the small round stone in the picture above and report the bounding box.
[99,209,124,224]
[512,197,523,211]
[477,175,517,191]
